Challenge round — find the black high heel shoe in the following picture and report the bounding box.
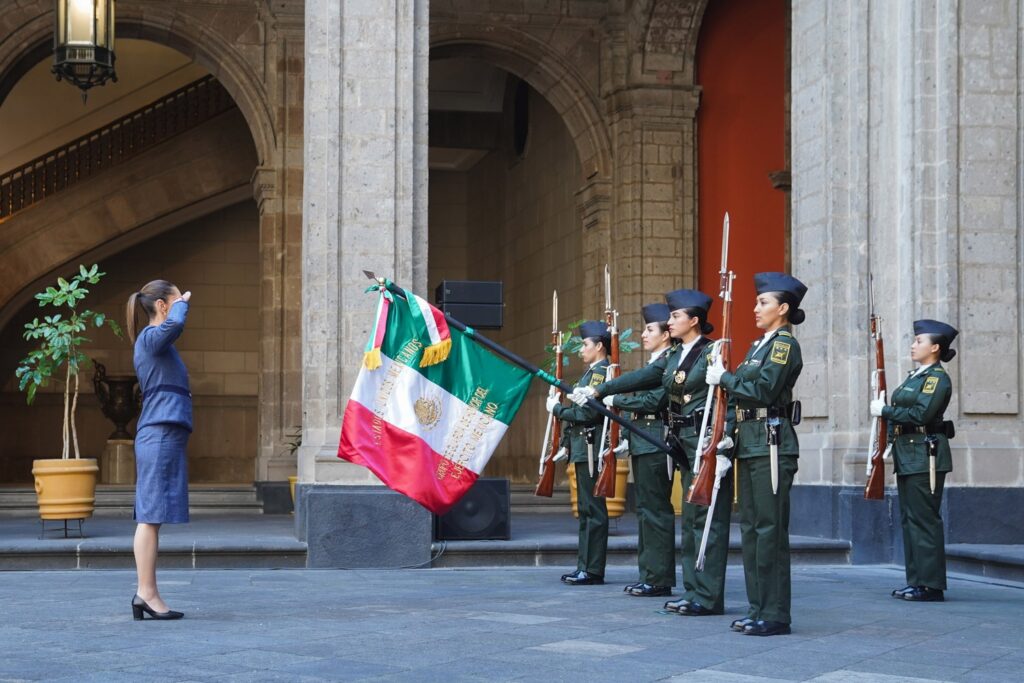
[132,594,184,620]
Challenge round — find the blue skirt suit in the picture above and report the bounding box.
[133,300,193,524]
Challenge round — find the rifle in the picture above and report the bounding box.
[594,265,621,498]
[687,213,734,507]
[864,274,888,500]
[535,291,562,498]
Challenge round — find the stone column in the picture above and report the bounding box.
[297,0,431,566]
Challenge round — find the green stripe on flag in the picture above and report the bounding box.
[379,298,531,425]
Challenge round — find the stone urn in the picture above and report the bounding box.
[93,361,142,484]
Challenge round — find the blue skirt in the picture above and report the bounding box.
[134,424,190,524]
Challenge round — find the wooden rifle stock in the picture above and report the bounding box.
[864,299,887,500]
[687,213,733,507]
[687,334,731,506]
[535,331,563,497]
[593,310,620,498]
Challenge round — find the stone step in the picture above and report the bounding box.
[510,485,571,513]
[947,544,1024,585]
[0,485,263,516]
[431,519,852,568]
[0,514,305,570]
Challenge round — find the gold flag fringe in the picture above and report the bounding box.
[419,338,452,368]
[363,348,382,370]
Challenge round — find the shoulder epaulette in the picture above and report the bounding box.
[777,330,793,337]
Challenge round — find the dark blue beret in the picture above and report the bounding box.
[642,303,671,325]
[577,320,610,341]
[665,289,713,315]
[914,319,958,342]
[754,272,808,306]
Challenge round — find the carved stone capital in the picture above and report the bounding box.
[251,166,280,213]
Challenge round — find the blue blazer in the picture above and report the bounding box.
[134,300,193,433]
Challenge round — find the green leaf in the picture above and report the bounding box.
[57,277,69,290]
[79,264,89,278]
[26,384,37,405]
[94,313,106,327]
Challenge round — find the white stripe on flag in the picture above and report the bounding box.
[412,293,442,345]
[349,353,507,475]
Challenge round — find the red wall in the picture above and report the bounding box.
[697,0,787,362]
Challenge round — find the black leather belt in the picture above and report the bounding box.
[892,421,953,437]
[736,402,800,423]
[667,410,702,430]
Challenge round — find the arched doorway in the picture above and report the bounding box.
[428,55,591,483]
[0,39,262,489]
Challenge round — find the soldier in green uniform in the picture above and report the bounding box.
[573,290,733,615]
[600,303,674,597]
[548,320,609,585]
[706,272,806,637]
[870,319,957,602]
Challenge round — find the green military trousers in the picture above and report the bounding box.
[574,463,609,576]
[679,465,733,613]
[738,454,798,624]
[897,471,947,590]
[632,454,675,586]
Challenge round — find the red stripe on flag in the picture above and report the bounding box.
[338,400,478,515]
[428,302,450,340]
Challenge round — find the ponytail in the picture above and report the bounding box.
[125,279,178,344]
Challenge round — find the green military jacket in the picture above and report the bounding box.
[883,364,953,475]
[721,328,802,460]
[596,338,717,461]
[553,358,609,464]
[606,348,670,457]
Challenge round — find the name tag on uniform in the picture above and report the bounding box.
[745,359,761,367]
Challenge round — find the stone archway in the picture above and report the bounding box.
[0,1,304,485]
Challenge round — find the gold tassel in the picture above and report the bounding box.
[363,348,382,370]
[419,338,452,367]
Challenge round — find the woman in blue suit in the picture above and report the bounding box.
[125,280,193,620]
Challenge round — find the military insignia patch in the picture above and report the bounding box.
[683,394,692,403]
[922,376,939,394]
[674,371,686,384]
[589,374,605,387]
[770,342,791,365]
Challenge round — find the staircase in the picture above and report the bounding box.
[0,75,235,220]
[0,484,262,516]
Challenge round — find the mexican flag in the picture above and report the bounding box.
[338,281,532,514]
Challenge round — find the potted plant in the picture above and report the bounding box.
[16,265,122,521]
[283,425,302,508]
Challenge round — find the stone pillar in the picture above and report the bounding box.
[599,85,698,370]
[791,0,1024,550]
[297,0,431,564]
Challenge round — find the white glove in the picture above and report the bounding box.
[602,394,616,408]
[869,399,886,417]
[552,446,569,462]
[613,439,630,458]
[716,436,734,452]
[545,392,561,413]
[570,386,596,406]
[714,453,733,476]
[705,356,725,385]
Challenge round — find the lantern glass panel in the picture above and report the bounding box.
[56,0,67,46]
[67,0,96,45]
[95,0,109,48]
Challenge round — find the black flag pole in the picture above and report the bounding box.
[363,271,678,456]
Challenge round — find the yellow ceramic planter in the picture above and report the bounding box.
[32,458,99,520]
[567,460,629,519]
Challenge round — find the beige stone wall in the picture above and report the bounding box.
[428,86,584,483]
[0,202,259,484]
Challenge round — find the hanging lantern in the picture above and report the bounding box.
[52,0,117,97]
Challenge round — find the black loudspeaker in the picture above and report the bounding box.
[433,477,511,541]
[434,280,504,329]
